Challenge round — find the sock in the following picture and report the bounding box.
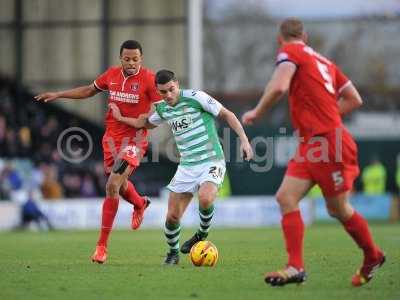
[97,197,119,247]
[197,204,214,239]
[164,222,181,253]
[342,211,380,262]
[120,181,145,208]
[281,210,305,270]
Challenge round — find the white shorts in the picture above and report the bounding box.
[167,160,226,194]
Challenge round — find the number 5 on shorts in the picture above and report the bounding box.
[331,171,344,188]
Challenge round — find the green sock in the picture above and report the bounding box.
[164,222,181,253]
[197,204,214,239]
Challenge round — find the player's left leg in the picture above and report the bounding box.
[325,192,385,287]
[180,181,218,254]
[119,179,150,230]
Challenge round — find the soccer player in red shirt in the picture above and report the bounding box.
[242,18,385,287]
[35,40,162,263]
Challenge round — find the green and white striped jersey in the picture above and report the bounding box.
[148,89,225,166]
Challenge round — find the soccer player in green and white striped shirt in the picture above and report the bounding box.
[109,69,253,265]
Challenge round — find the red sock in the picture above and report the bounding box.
[97,197,119,247]
[120,181,145,208]
[281,210,305,270]
[342,211,380,262]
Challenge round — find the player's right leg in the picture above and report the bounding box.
[116,144,150,230]
[91,163,131,264]
[163,191,192,265]
[264,175,314,286]
[325,192,385,287]
[314,128,385,286]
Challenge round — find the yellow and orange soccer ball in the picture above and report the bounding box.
[189,241,219,267]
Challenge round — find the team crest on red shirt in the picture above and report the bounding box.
[131,82,139,91]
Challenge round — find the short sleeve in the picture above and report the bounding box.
[335,66,351,94]
[192,91,222,117]
[146,72,163,103]
[94,69,110,91]
[148,110,164,126]
[276,44,301,67]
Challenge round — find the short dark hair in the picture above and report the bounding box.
[155,69,177,85]
[119,40,143,56]
[279,18,304,40]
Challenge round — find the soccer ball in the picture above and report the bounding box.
[190,241,219,267]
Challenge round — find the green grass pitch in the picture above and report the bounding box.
[0,224,399,300]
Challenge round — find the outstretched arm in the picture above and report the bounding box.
[337,83,363,116]
[218,107,253,161]
[109,103,157,129]
[34,84,99,102]
[241,62,296,125]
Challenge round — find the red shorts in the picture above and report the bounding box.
[102,135,148,175]
[286,127,359,197]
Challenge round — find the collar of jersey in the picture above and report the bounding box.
[120,66,141,79]
[165,89,183,108]
[287,41,305,46]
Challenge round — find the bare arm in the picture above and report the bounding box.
[109,103,157,129]
[119,116,157,129]
[34,84,99,102]
[337,83,363,116]
[218,106,253,161]
[242,62,296,125]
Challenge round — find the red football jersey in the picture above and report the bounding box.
[94,66,161,144]
[276,42,351,141]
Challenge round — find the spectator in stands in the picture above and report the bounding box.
[81,174,97,198]
[40,117,60,142]
[0,115,7,157]
[40,163,63,199]
[93,161,107,197]
[18,126,32,157]
[5,129,18,157]
[0,160,8,200]
[361,156,387,195]
[61,173,82,198]
[396,154,400,193]
[0,163,23,198]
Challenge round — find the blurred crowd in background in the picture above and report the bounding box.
[0,78,107,201]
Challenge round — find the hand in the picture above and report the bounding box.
[108,102,122,121]
[34,92,60,103]
[240,141,253,161]
[241,109,259,126]
[137,114,148,123]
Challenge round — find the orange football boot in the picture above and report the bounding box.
[91,245,107,264]
[264,265,307,286]
[352,251,385,287]
[131,197,151,230]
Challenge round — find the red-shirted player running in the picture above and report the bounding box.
[242,19,385,287]
[35,40,161,264]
